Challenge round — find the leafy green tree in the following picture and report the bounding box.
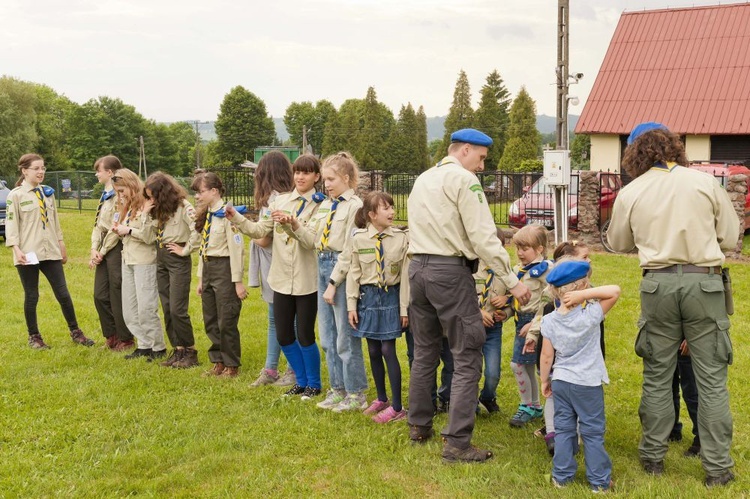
[571,133,591,167]
[322,98,362,156]
[498,87,540,172]
[33,84,75,171]
[0,77,38,177]
[167,122,199,175]
[441,70,474,151]
[473,70,511,171]
[215,86,276,166]
[65,96,148,171]
[284,100,337,155]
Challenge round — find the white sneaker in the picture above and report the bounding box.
[316,389,346,410]
[272,370,297,387]
[250,369,278,387]
[332,392,368,413]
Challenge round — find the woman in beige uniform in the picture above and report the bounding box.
[192,172,246,378]
[6,153,95,349]
[90,155,134,351]
[112,168,165,361]
[145,172,200,369]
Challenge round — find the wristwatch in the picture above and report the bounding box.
[329,279,336,286]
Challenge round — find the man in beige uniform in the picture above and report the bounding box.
[407,128,530,462]
[608,122,738,487]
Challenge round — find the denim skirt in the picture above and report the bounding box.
[511,312,537,364]
[353,284,402,340]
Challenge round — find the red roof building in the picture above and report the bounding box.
[576,3,750,171]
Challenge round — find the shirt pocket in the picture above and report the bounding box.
[20,201,36,212]
[358,252,378,277]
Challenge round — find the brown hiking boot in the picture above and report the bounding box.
[160,349,183,367]
[202,362,225,377]
[113,339,135,352]
[442,440,493,463]
[220,366,239,378]
[70,329,95,347]
[102,336,119,350]
[173,348,199,368]
[28,333,50,350]
[409,425,434,444]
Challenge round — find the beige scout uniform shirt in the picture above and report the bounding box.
[407,156,519,291]
[513,257,551,315]
[473,261,510,316]
[5,181,63,265]
[292,188,362,287]
[156,199,199,252]
[346,225,410,316]
[120,208,157,266]
[197,199,245,283]
[608,165,739,267]
[231,188,321,295]
[90,190,121,255]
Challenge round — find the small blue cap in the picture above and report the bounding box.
[450,128,493,147]
[546,261,591,287]
[627,122,668,145]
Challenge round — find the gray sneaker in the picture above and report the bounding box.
[316,389,346,409]
[250,369,278,387]
[272,370,297,387]
[332,392,368,413]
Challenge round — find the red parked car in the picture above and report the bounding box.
[508,171,622,230]
[687,162,750,231]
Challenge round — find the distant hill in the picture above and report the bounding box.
[187,113,580,145]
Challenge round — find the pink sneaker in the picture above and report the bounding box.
[363,399,390,415]
[372,406,407,423]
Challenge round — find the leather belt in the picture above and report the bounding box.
[644,264,721,276]
[412,254,468,266]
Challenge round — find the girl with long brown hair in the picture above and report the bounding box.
[6,153,94,349]
[112,168,165,360]
[145,172,200,368]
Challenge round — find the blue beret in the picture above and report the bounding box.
[450,128,493,147]
[627,122,668,145]
[546,261,591,287]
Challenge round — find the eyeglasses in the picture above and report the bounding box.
[27,167,47,172]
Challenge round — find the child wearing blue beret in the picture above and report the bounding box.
[540,261,620,492]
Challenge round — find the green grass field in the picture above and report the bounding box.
[1,211,748,497]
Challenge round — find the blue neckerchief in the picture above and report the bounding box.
[295,198,307,217]
[212,205,248,218]
[101,189,115,201]
[516,260,549,280]
[651,161,678,172]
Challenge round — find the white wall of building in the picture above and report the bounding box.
[590,134,621,172]
[685,135,711,162]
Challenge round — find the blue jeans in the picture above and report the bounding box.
[317,252,368,393]
[552,380,611,490]
[264,303,281,371]
[480,323,502,401]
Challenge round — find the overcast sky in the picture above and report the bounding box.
[2,0,745,123]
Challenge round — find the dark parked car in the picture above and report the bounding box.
[508,171,622,230]
[0,180,10,240]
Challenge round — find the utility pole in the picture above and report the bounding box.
[185,120,210,170]
[556,0,569,150]
[302,125,308,151]
[137,136,147,179]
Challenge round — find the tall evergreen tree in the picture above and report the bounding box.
[441,70,474,150]
[359,87,394,170]
[284,99,337,155]
[215,86,276,166]
[322,98,363,156]
[474,70,511,171]
[415,106,430,171]
[498,87,540,172]
[388,104,419,172]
